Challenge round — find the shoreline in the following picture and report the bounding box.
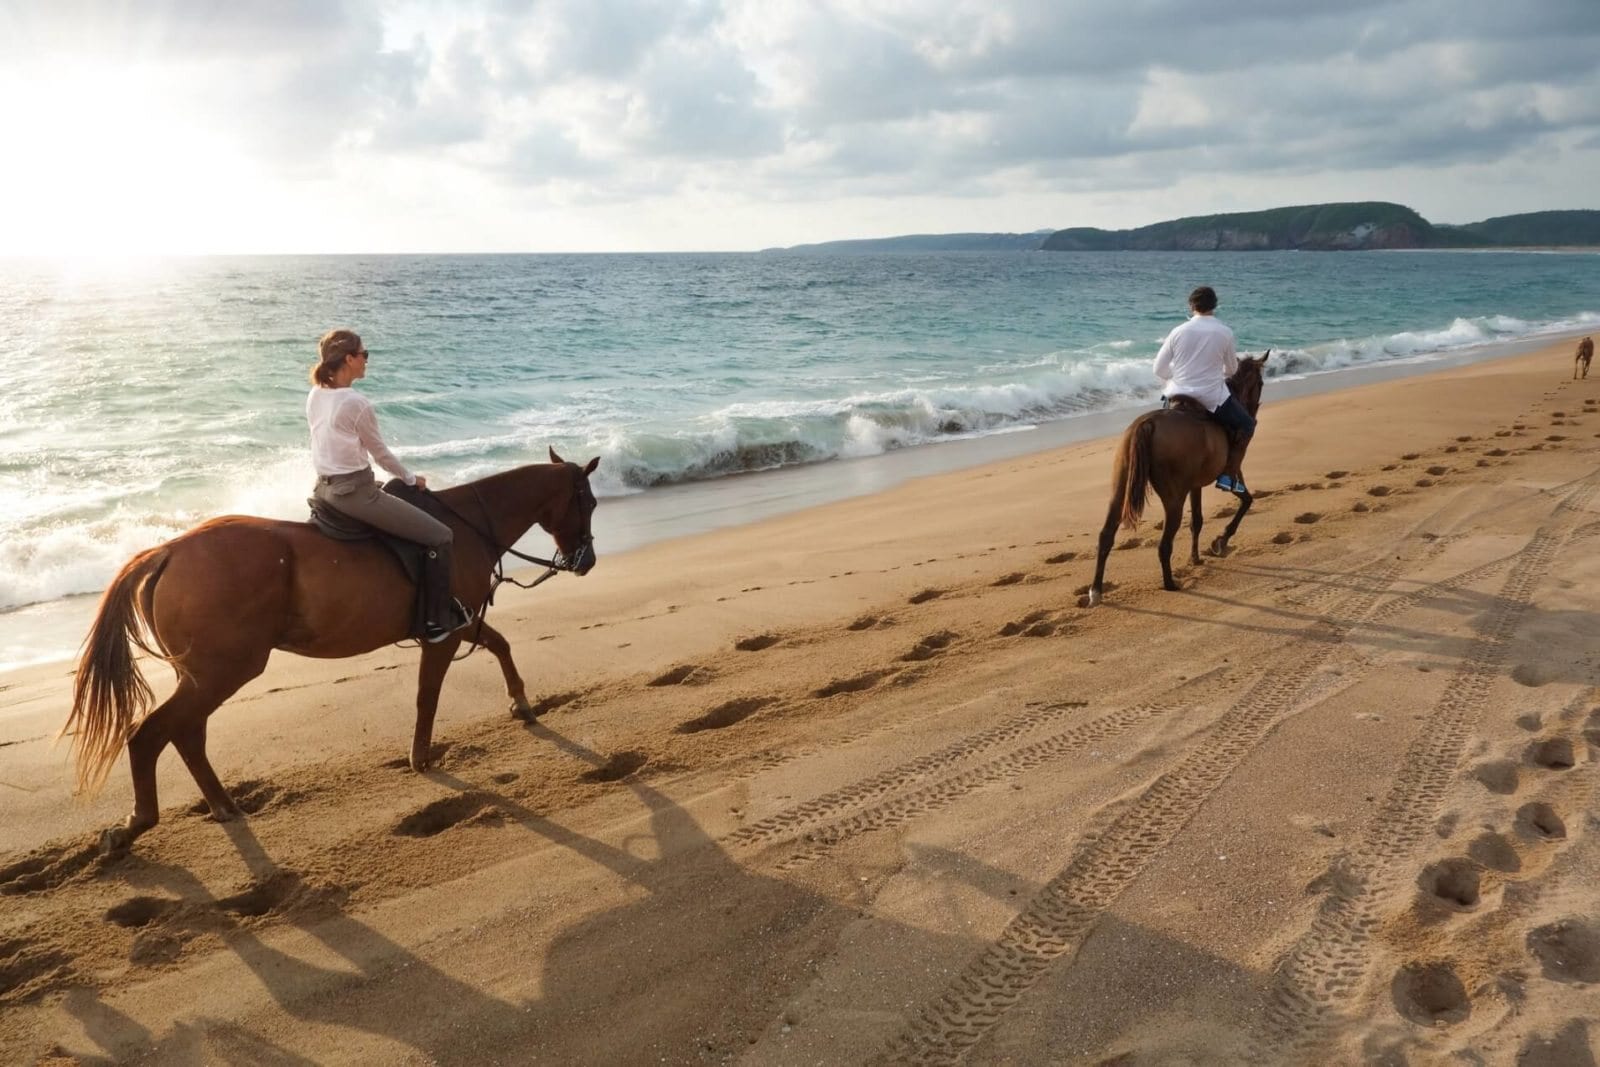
[3,333,1599,1063]
[1,325,1592,677]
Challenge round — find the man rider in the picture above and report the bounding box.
[1152,285,1255,495]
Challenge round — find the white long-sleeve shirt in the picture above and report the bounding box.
[1152,313,1238,412]
[306,386,416,484]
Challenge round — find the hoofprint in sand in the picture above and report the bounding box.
[2,341,1597,1065]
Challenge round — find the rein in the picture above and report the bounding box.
[421,483,591,658]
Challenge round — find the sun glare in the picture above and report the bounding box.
[0,62,268,257]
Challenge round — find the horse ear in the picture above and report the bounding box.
[584,456,600,476]
[1261,349,1271,362]
[549,446,565,464]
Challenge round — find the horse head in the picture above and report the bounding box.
[1229,350,1270,417]
[541,446,600,576]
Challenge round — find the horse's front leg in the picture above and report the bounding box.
[411,637,461,771]
[1210,488,1254,556]
[469,621,535,720]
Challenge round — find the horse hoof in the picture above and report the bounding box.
[510,700,534,721]
[99,826,133,856]
[1163,582,1182,592]
[210,804,243,824]
[1208,540,1231,558]
[1087,589,1102,608]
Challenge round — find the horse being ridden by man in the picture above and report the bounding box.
[1575,336,1594,379]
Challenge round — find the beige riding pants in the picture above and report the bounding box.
[312,469,452,549]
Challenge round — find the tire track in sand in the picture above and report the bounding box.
[1250,476,1598,1064]
[875,545,1415,1065]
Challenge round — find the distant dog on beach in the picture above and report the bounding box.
[1576,336,1594,379]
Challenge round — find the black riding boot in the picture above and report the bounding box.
[421,545,468,643]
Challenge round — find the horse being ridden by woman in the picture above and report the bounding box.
[64,330,600,853]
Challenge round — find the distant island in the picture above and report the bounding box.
[766,203,1600,253]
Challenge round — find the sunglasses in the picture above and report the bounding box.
[354,349,370,360]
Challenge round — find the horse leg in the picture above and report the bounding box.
[104,672,247,852]
[1188,487,1205,566]
[171,717,241,823]
[410,636,461,772]
[1210,487,1255,556]
[1158,492,1184,591]
[1089,511,1120,607]
[466,621,534,720]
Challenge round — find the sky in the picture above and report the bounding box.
[0,0,1597,255]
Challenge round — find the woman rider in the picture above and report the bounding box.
[307,329,469,642]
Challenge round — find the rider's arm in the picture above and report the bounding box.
[1221,332,1239,377]
[351,401,417,485]
[1153,336,1175,381]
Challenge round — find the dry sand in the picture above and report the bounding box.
[3,340,1599,1066]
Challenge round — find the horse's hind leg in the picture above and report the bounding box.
[1089,511,1120,607]
[1188,487,1205,565]
[107,668,255,851]
[172,717,241,823]
[1157,492,1185,591]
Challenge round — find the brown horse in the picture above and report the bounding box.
[1089,353,1269,606]
[64,448,599,852]
[1575,336,1594,379]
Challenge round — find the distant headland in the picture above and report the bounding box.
[766,203,1600,253]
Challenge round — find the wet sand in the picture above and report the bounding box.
[2,338,1598,1065]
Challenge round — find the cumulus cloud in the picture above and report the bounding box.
[3,0,1597,246]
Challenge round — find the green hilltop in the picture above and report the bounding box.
[767,203,1600,253]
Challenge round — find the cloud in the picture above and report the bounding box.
[2,0,1597,249]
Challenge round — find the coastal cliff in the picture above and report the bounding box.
[768,204,1600,253]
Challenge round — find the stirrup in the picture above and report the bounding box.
[423,598,472,643]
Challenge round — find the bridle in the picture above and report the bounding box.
[424,473,597,656]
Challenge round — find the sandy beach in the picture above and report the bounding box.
[3,337,1599,1065]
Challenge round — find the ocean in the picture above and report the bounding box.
[3,249,1598,671]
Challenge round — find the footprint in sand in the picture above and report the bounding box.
[1390,961,1471,1026]
[1116,537,1143,550]
[648,664,713,687]
[579,750,649,781]
[1546,434,1567,442]
[1525,737,1575,770]
[1584,708,1600,747]
[1526,919,1600,983]
[1271,531,1295,544]
[1000,611,1055,637]
[1368,485,1392,497]
[1352,501,1371,513]
[1045,551,1077,564]
[991,572,1026,587]
[105,896,180,929]
[901,631,958,661]
[908,588,945,604]
[1401,452,1421,460]
[734,633,780,652]
[1472,758,1519,795]
[1515,802,1567,841]
[1466,831,1521,873]
[1293,512,1321,524]
[393,794,499,837]
[1417,857,1481,911]
[814,669,895,698]
[1426,466,1449,476]
[846,614,893,631]
[1324,469,1349,479]
[676,697,775,734]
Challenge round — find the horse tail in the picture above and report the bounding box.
[62,545,173,797]
[1118,415,1157,529]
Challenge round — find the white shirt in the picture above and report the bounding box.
[306,386,415,484]
[1152,313,1238,412]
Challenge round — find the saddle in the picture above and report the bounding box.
[306,480,451,639]
[1162,394,1213,419]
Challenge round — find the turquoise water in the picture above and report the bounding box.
[2,249,1597,649]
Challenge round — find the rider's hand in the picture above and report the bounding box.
[413,475,429,490]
